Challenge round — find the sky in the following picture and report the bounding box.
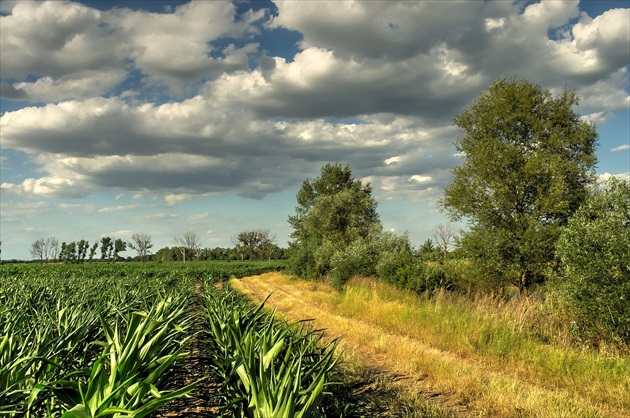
[0,0,629,260]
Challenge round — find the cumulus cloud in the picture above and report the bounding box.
[0,0,628,205]
[13,70,128,102]
[0,0,265,99]
[612,144,630,152]
[598,172,630,183]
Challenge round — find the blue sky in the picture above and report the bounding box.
[1,0,629,260]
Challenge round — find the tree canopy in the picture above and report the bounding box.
[288,163,381,279]
[442,77,598,292]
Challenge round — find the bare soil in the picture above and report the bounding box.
[150,284,227,417]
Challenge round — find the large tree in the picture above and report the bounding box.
[442,78,598,292]
[174,231,201,263]
[233,229,276,260]
[128,232,153,262]
[288,163,381,279]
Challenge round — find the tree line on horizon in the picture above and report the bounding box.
[23,229,287,264]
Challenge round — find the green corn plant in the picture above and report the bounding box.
[203,289,338,418]
[0,264,204,417]
[47,293,201,417]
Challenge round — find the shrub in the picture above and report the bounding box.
[556,178,630,343]
[329,238,377,288]
[330,231,423,290]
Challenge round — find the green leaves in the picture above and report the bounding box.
[443,77,598,292]
[0,264,199,417]
[556,178,630,343]
[288,163,381,279]
[203,290,338,418]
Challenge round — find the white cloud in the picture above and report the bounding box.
[410,175,432,183]
[572,8,630,69]
[0,0,628,208]
[598,172,630,183]
[0,1,266,99]
[187,213,208,222]
[611,144,630,152]
[1,176,91,198]
[98,205,145,213]
[13,69,127,102]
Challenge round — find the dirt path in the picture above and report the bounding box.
[231,274,471,417]
[151,284,225,417]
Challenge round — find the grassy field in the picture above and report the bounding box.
[232,272,630,418]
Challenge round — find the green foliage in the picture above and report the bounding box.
[329,238,376,289]
[288,163,381,279]
[442,77,598,292]
[0,263,198,417]
[556,178,630,343]
[329,231,425,291]
[202,288,338,417]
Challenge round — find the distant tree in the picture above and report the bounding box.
[432,224,458,260]
[61,241,77,263]
[234,229,276,260]
[30,238,46,263]
[231,241,246,261]
[88,242,98,261]
[128,232,153,262]
[419,239,438,261]
[155,246,178,262]
[113,238,126,261]
[288,163,381,279]
[47,237,59,261]
[100,237,113,262]
[441,78,598,292]
[60,242,67,262]
[174,231,200,263]
[77,240,89,262]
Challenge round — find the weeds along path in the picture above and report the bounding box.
[231,273,628,418]
[151,283,225,417]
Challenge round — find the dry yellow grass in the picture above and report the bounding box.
[230,272,630,418]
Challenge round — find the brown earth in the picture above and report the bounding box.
[150,284,226,417]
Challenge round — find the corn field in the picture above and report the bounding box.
[0,262,336,417]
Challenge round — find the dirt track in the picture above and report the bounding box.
[231,273,469,417]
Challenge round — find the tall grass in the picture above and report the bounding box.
[234,273,630,417]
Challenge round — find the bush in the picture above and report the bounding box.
[329,231,423,290]
[556,178,630,344]
[329,238,377,288]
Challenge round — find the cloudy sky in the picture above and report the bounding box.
[1,0,629,260]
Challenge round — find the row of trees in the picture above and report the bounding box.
[30,233,153,263]
[29,229,285,263]
[286,78,628,343]
[156,229,283,262]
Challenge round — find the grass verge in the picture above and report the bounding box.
[231,273,629,418]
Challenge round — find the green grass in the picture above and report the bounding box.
[234,273,630,417]
[337,278,629,412]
